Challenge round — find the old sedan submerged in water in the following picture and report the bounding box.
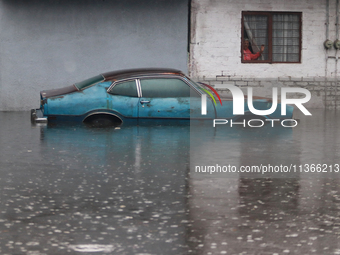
[31,68,293,126]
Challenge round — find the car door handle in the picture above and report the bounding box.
[140,100,150,104]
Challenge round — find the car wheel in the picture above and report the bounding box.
[83,114,122,127]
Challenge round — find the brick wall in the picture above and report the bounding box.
[196,76,340,109]
[190,0,340,108]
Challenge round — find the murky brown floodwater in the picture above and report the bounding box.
[0,110,339,254]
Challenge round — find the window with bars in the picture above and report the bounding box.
[242,11,302,63]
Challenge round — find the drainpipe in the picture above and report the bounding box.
[337,0,339,40]
[325,0,330,106]
[337,0,339,108]
[325,0,330,78]
[325,0,330,77]
[333,0,339,78]
[327,0,330,40]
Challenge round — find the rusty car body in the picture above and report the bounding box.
[31,68,293,126]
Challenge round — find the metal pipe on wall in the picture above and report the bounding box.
[337,0,339,108]
[327,0,330,40]
[325,0,330,77]
[337,0,339,39]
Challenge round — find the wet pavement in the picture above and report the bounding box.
[0,110,340,254]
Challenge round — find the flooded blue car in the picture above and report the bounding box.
[31,68,293,126]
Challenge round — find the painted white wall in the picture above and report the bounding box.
[190,0,338,79]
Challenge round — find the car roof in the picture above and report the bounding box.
[41,68,187,99]
[102,68,185,81]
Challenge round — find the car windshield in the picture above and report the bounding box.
[74,74,105,90]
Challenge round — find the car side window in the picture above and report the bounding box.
[140,78,192,98]
[109,80,138,97]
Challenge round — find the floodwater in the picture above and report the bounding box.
[0,110,339,254]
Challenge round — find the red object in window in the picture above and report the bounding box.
[243,48,261,60]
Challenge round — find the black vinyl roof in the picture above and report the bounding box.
[102,68,184,81]
[41,68,186,98]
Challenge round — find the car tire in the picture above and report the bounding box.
[83,114,122,127]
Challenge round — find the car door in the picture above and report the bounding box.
[107,79,140,118]
[138,77,214,119]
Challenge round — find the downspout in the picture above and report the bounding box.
[325,0,330,107]
[187,0,191,75]
[336,0,339,108]
[335,0,339,78]
[188,0,197,78]
[327,0,330,40]
[336,0,339,40]
[326,0,330,78]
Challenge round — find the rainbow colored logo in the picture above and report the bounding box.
[199,83,223,106]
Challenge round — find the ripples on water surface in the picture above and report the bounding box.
[0,110,339,254]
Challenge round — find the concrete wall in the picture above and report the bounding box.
[0,0,189,111]
[190,0,340,108]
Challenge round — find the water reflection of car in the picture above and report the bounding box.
[31,68,293,126]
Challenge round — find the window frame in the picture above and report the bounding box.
[107,78,139,97]
[107,75,201,98]
[241,11,302,64]
[139,77,194,98]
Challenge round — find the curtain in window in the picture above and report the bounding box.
[272,14,300,62]
[244,15,268,60]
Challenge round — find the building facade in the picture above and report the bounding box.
[190,0,340,109]
[1,0,339,110]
